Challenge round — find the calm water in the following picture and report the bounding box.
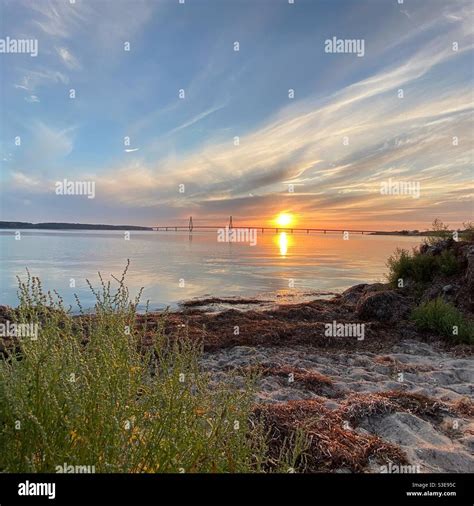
[0,230,421,310]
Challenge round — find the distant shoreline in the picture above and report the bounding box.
[0,221,449,236]
[0,221,153,231]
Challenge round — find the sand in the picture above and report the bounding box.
[201,339,474,473]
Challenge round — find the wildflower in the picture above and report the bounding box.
[70,430,81,445]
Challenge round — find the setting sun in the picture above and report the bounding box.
[275,213,294,227]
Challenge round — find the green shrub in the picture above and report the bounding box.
[386,248,437,285]
[386,248,459,286]
[0,268,306,473]
[438,250,460,276]
[411,298,474,344]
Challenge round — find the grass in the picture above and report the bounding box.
[411,298,474,344]
[0,266,306,473]
[386,247,459,286]
[459,221,474,242]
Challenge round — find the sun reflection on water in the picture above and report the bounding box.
[277,232,289,256]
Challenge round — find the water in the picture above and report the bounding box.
[0,230,421,311]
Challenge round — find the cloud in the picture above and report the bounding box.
[24,95,40,103]
[168,104,228,136]
[9,171,43,192]
[56,47,81,70]
[27,0,92,39]
[93,5,471,224]
[12,122,77,170]
[14,69,69,92]
[3,0,472,229]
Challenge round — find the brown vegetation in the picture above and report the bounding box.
[254,399,408,472]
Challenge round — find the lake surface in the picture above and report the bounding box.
[0,230,421,311]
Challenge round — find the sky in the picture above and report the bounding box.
[0,0,473,230]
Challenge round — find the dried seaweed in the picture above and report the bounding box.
[253,400,408,472]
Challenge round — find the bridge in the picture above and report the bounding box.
[152,216,387,235]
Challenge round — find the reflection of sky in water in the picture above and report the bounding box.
[0,230,422,310]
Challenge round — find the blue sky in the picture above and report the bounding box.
[0,0,473,229]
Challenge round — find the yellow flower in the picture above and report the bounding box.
[140,463,160,473]
[128,425,143,443]
[70,430,81,444]
[143,411,158,420]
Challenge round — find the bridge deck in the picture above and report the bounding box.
[152,225,384,234]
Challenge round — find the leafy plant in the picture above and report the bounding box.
[438,250,460,276]
[386,248,459,286]
[386,248,437,285]
[0,266,306,473]
[411,298,474,344]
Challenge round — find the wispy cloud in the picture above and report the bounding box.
[24,95,40,103]
[27,0,92,38]
[56,47,81,70]
[14,69,69,92]
[2,0,472,228]
[93,5,472,224]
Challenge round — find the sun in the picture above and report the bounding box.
[275,212,293,227]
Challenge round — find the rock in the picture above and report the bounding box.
[419,238,454,256]
[413,447,474,473]
[355,290,408,322]
[340,283,388,307]
[448,243,474,311]
[459,435,474,453]
[0,305,13,322]
[323,400,339,411]
[361,412,451,447]
[465,245,474,308]
[340,284,369,306]
[365,283,388,293]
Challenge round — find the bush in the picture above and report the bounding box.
[411,298,474,344]
[386,248,437,285]
[438,250,460,276]
[0,268,306,473]
[386,248,459,286]
[460,221,474,242]
[424,218,451,246]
